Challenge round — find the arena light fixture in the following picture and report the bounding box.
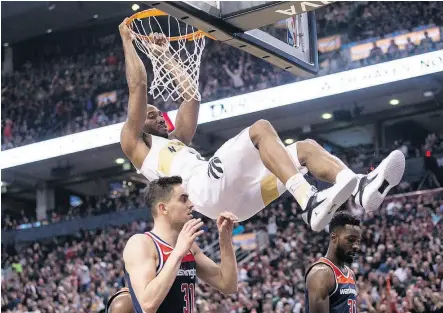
[115,158,125,164]
[93,14,99,19]
[284,138,295,145]
[46,29,53,34]
[389,99,400,105]
[322,113,332,120]
[3,43,9,47]
[424,91,434,97]
[132,4,140,11]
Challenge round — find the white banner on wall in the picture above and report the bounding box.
[1,50,442,169]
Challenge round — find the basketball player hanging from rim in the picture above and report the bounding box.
[118,16,405,232]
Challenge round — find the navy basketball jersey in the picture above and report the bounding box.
[305,257,358,313]
[125,232,197,313]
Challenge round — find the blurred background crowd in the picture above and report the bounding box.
[2,2,443,150]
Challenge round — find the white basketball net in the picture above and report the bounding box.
[128,15,206,102]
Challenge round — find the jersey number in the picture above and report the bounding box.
[181,283,195,313]
[347,299,357,313]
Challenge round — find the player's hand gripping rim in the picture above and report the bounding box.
[146,32,170,57]
[119,18,135,42]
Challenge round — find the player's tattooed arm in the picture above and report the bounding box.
[119,19,149,168]
[306,264,335,313]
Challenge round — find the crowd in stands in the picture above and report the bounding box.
[2,2,443,151]
[350,2,443,41]
[2,187,442,313]
[1,185,145,231]
[334,132,443,173]
[316,1,443,41]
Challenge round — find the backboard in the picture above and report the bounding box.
[144,1,333,76]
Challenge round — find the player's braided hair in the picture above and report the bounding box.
[143,176,183,217]
[329,211,361,233]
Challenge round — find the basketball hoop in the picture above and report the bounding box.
[126,9,216,102]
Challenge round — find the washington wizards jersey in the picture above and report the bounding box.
[305,257,358,313]
[125,232,196,313]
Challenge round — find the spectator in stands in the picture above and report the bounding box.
[421,31,434,46]
[387,39,400,59]
[223,57,245,89]
[369,42,384,58]
[406,37,417,54]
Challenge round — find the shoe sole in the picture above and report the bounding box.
[363,150,406,212]
[311,175,358,232]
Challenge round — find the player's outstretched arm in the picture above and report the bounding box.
[306,264,335,313]
[119,19,149,168]
[152,34,200,145]
[194,212,239,295]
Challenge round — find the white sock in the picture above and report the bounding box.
[335,168,357,184]
[285,173,312,210]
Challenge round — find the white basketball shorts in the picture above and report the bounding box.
[187,127,307,222]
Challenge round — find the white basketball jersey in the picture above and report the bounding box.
[139,135,207,183]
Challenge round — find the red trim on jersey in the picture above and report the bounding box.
[145,232,195,263]
[318,257,356,285]
[182,253,195,263]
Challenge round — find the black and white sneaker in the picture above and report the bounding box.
[302,174,358,232]
[353,150,406,212]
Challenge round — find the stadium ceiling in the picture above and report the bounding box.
[1,1,148,44]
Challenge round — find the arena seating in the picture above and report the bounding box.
[2,2,443,150]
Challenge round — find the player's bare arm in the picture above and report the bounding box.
[119,19,150,169]
[151,34,200,145]
[306,264,335,313]
[193,212,238,295]
[168,88,199,146]
[123,219,204,313]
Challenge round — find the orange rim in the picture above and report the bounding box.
[126,8,216,41]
